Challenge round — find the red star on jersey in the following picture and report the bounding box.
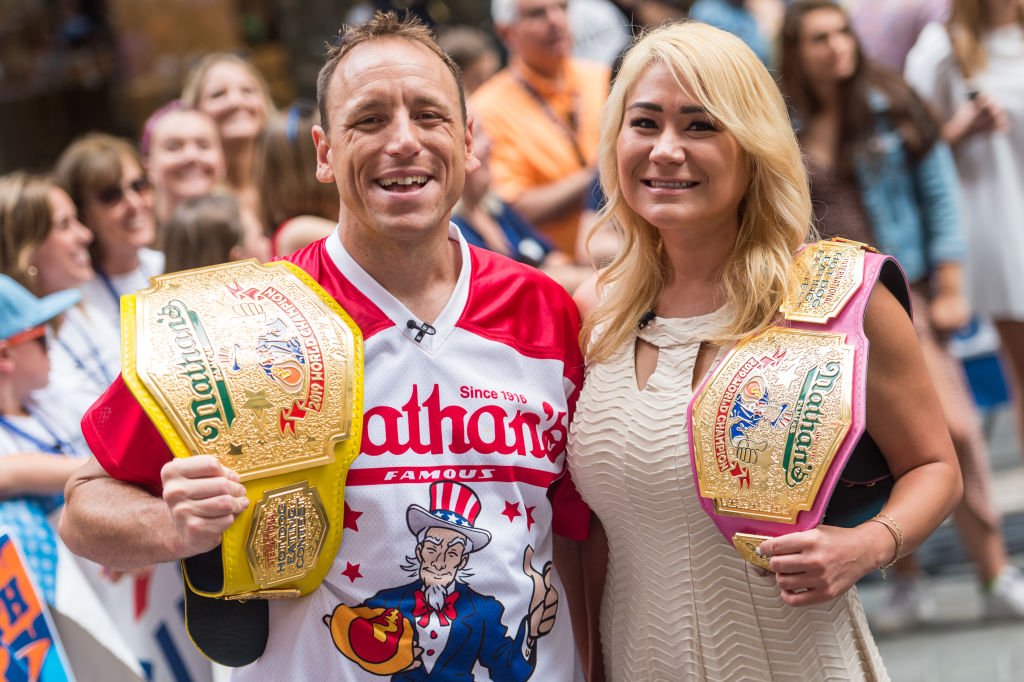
[525,505,536,531]
[501,501,522,523]
[344,502,363,531]
[341,562,363,582]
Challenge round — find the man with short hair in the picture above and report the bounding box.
[60,12,585,680]
[472,0,610,255]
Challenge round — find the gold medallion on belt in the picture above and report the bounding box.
[121,259,364,599]
[781,238,873,323]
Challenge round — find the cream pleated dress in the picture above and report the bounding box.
[568,311,888,682]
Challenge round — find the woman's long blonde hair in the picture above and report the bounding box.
[948,0,1024,78]
[583,21,813,364]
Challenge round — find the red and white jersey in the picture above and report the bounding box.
[83,225,587,681]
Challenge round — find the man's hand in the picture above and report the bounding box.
[523,545,558,643]
[160,455,249,558]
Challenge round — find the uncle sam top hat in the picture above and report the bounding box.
[407,481,492,552]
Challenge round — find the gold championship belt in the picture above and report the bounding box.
[688,239,905,569]
[120,259,363,664]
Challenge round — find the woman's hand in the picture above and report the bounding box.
[758,522,896,607]
[942,92,1009,145]
[928,289,971,336]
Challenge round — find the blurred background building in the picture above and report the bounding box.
[0,0,493,175]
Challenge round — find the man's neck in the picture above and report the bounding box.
[338,224,462,323]
[514,55,567,88]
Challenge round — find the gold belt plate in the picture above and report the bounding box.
[130,259,356,481]
[781,239,869,324]
[246,482,329,587]
[691,327,854,524]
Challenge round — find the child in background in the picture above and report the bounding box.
[0,275,85,604]
[162,192,270,273]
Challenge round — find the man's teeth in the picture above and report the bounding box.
[379,176,428,187]
[648,180,697,189]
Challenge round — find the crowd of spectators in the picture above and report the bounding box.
[0,0,1021,678]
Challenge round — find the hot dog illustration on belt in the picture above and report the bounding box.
[325,482,558,680]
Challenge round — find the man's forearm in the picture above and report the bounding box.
[59,457,184,570]
[511,168,595,226]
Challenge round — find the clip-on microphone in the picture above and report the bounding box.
[407,319,437,343]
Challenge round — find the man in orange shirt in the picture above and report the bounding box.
[471,0,610,255]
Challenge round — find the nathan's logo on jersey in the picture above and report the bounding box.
[362,385,567,462]
[157,300,237,443]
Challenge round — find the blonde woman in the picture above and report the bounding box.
[181,53,274,224]
[565,22,961,681]
[905,0,1024,458]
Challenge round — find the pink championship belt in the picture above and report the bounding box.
[687,239,909,569]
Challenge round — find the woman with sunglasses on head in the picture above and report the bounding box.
[141,101,228,227]
[778,0,1024,629]
[562,21,961,681]
[181,53,274,228]
[905,0,1024,466]
[54,133,163,351]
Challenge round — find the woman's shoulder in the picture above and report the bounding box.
[573,272,602,319]
[906,22,956,74]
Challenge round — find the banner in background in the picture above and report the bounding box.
[0,532,73,682]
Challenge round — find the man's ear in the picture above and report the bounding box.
[495,23,513,50]
[458,554,469,571]
[312,125,335,184]
[464,116,482,174]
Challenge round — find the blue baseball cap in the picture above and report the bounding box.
[0,274,81,341]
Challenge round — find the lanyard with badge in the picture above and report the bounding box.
[54,309,116,390]
[513,73,587,167]
[0,412,75,455]
[95,261,151,318]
